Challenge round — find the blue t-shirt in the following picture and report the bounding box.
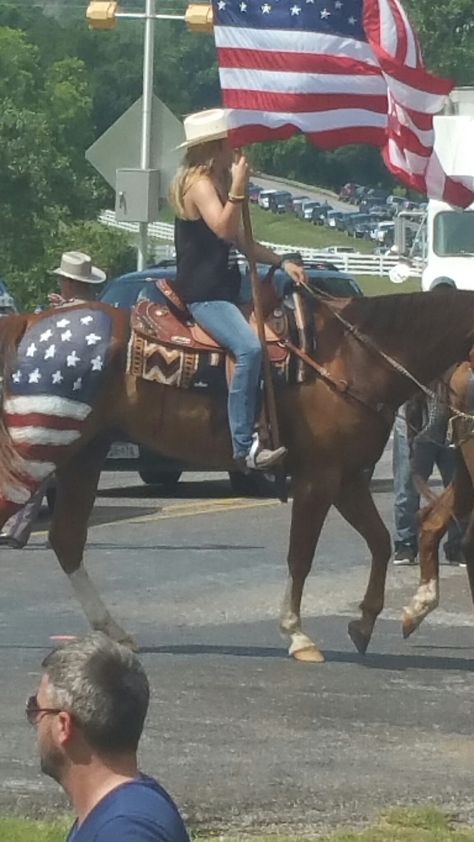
[67,775,190,842]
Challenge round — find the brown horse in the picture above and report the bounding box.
[2,290,474,662]
[403,360,474,638]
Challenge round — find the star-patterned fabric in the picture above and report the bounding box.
[8,308,110,403]
[3,307,112,504]
[212,0,474,208]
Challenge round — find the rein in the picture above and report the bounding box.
[286,281,471,426]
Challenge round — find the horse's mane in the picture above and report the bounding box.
[334,290,474,353]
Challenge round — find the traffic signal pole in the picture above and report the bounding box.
[138,0,156,270]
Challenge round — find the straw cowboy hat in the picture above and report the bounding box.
[177,108,229,150]
[52,251,106,285]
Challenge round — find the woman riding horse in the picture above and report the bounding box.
[170,108,307,473]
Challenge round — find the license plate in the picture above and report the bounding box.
[107,442,139,460]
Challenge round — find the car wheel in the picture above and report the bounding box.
[228,470,277,497]
[139,470,182,487]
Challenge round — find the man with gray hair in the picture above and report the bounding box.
[26,633,190,842]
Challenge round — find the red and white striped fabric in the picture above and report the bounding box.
[212,0,474,207]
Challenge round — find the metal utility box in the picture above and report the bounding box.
[115,168,160,222]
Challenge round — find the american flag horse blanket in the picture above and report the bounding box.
[1,292,474,661]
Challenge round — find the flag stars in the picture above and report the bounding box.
[28,368,41,384]
[39,329,53,343]
[305,0,314,4]
[61,329,72,342]
[44,344,56,360]
[56,318,70,328]
[80,315,94,325]
[261,3,271,13]
[348,15,357,24]
[217,0,226,8]
[85,333,101,346]
[52,370,63,385]
[334,0,343,7]
[320,8,331,18]
[73,377,83,392]
[91,355,103,372]
[67,351,80,368]
[239,1,247,9]
[290,5,301,14]
[12,370,21,384]
[26,343,37,358]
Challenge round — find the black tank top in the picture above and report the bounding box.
[174,217,241,304]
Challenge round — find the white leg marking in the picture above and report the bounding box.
[68,564,110,628]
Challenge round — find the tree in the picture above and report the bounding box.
[405,0,474,84]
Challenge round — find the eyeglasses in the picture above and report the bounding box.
[25,694,63,726]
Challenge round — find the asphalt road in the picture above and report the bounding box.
[252,174,354,213]
[1,447,474,832]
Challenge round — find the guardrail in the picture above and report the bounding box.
[99,210,423,277]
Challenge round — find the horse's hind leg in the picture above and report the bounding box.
[402,455,473,638]
[50,439,138,650]
[335,471,391,654]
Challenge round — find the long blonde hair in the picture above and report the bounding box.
[169,140,230,219]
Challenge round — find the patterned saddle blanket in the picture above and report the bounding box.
[127,280,313,393]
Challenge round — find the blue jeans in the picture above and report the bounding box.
[188,301,262,459]
[393,407,461,552]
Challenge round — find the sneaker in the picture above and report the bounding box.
[236,433,287,473]
[393,545,417,566]
[0,533,26,549]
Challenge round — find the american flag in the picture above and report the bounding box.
[2,307,112,506]
[212,0,474,207]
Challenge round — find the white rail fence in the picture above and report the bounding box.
[99,210,423,277]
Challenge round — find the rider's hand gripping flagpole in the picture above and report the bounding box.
[241,198,287,503]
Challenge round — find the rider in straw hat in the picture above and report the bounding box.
[49,251,106,307]
[170,108,307,473]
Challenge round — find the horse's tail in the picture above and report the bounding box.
[0,315,30,496]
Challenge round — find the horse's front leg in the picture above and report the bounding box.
[403,455,473,637]
[335,471,391,654]
[50,439,138,650]
[280,471,338,663]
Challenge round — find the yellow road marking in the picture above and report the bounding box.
[35,497,280,536]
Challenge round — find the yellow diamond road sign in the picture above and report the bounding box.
[86,96,185,198]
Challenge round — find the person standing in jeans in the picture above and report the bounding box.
[392,397,464,566]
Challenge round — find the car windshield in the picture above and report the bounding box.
[433,210,474,257]
[308,274,363,297]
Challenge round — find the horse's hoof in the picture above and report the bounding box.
[347,620,370,654]
[291,646,325,663]
[402,609,420,639]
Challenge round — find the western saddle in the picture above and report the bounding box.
[131,278,290,365]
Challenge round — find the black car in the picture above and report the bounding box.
[311,204,333,225]
[268,190,293,214]
[99,260,363,492]
[335,212,361,233]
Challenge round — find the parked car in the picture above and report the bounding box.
[345,213,374,238]
[99,260,363,491]
[339,182,359,202]
[335,212,361,233]
[291,195,311,215]
[268,190,293,214]
[302,201,322,221]
[370,220,395,243]
[311,204,333,225]
[248,183,262,203]
[257,189,277,209]
[325,210,344,228]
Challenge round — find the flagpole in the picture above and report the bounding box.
[241,199,287,503]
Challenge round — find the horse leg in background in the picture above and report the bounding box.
[335,471,391,654]
[280,471,339,663]
[402,454,473,638]
[49,439,138,650]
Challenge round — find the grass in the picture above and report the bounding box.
[2,809,474,842]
